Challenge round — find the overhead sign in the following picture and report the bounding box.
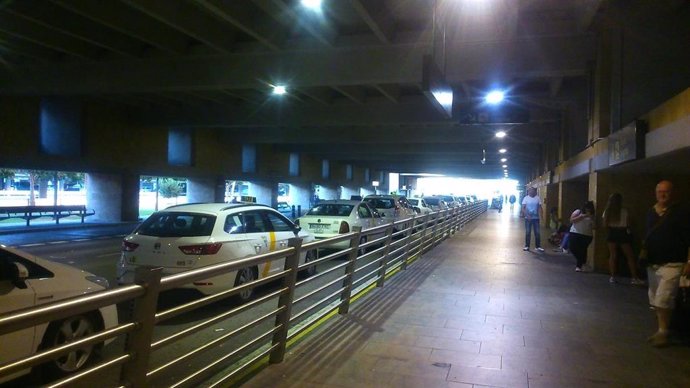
[457,105,530,124]
[422,55,453,119]
[608,120,646,166]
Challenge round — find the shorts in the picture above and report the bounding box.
[606,227,632,244]
[647,262,685,309]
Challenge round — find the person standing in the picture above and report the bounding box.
[521,187,544,252]
[509,194,516,210]
[570,201,595,271]
[641,180,690,347]
[602,193,644,285]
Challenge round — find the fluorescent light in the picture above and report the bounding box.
[301,0,322,10]
[485,90,505,104]
[495,131,506,138]
[272,85,287,95]
[499,148,507,154]
[502,164,508,168]
[500,158,507,162]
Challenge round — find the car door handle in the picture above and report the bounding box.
[279,241,287,247]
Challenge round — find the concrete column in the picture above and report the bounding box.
[86,172,129,222]
[545,184,560,227]
[289,183,311,216]
[340,186,359,200]
[213,176,226,203]
[360,187,375,197]
[318,185,338,200]
[187,177,217,203]
[248,180,276,207]
[588,171,610,271]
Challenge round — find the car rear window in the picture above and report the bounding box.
[137,212,216,237]
[409,199,419,206]
[307,204,354,217]
[366,198,395,209]
[425,198,440,205]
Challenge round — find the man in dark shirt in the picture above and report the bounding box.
[643,180,690,347]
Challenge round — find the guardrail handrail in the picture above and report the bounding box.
[0,200,488,387]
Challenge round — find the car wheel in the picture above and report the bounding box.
[358,236,368,256]
[41,314,99,378]
[302,249,317,277]
[233,267,257,303]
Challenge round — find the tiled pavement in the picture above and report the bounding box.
[242,209,690,388]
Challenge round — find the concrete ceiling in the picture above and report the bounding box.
[0,0,605,180]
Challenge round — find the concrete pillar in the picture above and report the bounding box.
[588,171,610,271]
[319,185,338,200]
[289,183,311,216]
[213,176,226,203]
[248,180,276,207]
[545,183,560,227]
[360,187,375,197]
[85,172,129,222]
[340,186,359,200]
[187,177,217,203]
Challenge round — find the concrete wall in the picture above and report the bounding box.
[318,185,338,201]
[340,186,360,200]
[289,183,311,217]
[248,181,275,207]
[187,177,217,203]
[86,172,123,223]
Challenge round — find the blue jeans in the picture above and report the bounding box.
[524,218,541,248]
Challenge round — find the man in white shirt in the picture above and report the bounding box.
[521,187,544,252]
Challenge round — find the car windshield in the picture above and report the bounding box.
[366,198,395,209]
[306,204,354,217]
[425,198,440,205]
[137,212,216,237]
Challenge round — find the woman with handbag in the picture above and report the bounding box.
[602,193,644,285]
[642,180,690,347]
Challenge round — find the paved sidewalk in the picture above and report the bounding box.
[242,210,690,388]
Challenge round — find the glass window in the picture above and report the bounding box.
[0,248,53,280]
[242,211,268,233]
[224,214,243,234]
[358,205,372,218]
[409,199,419,206]
[307,204,354,217]
[137,212,216,237]
[264,212,295,232]
[365,198,395,209]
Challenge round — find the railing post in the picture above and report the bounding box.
[418,213,431,255]
[120,267,163,388]
[401,214,416,270]
[429,212,440,248]
[339,227,361,315]
[376,223,395,288]
[269,237,302,364]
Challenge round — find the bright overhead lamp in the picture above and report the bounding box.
[500,158,507,162]
[499,148,507,154]
[272,85,287,95]
[485,90,505,104]
[495,131,506,138]
[502,164,508,168]
[301,0,322,10]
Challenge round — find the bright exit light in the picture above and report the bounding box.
[499,148,507,153]
[500,158,507,162]
[301,0,322,10]
[485,90,505,104]
[272,85,287,95]
[495,131,506,138]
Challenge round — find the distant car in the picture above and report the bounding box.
[276,202,293,219]
[408,198,432,215]
[363,194,416,231]
[434,195,460,208]
[455,196,468,207]
[423,196,449,211]
[296,200,385,250]
[118,203,316,301]
[0,245,118,383]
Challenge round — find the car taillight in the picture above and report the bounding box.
[339,221,350,233]
[122,240,139,252]
[179,243,223,255]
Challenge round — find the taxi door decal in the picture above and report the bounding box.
[262,231,277,277]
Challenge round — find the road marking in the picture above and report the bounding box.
[48,241,68,244]
[19,243,44,247]
[73,239,90,242]
[97,252,120,258]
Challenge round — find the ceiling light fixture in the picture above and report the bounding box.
[500,158,507,162]
[499,148,507,154]
[301,0,322,11]
[495,131,506,138]
[485,90,505,104]
[272,85,287,95]
[502,164,507,168]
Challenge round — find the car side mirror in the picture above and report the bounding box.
[293,225,302,235]
[11,262,29,289]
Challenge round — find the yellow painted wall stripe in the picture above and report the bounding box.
[262,231,277,277]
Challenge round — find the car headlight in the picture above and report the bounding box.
[86,275,110,289]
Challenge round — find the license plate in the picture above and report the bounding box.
[309,223,329,232]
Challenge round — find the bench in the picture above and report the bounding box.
[0,205,96,226]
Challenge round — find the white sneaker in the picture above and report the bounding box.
[631,278,646,286]
[609,277,617,284]
[575,267,582,272]
[536,247,545,252]
[523,246,529,251]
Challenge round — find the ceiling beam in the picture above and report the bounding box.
[350,0,395,44]
[119,0,237,54]
[0,35,593,95]
[51,0,191,55]
[192,0,285,51]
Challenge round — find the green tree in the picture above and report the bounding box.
[158,178,182,198]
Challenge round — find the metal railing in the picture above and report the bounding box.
[0,200,487,387]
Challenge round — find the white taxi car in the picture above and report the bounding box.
[117,203,316,301]
[0,245,118,383]
[296,200,384,251]
[423,196,449,211]
[408,198,432,215]
[363,194,416,232]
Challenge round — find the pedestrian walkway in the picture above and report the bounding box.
[242,210,690,387]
